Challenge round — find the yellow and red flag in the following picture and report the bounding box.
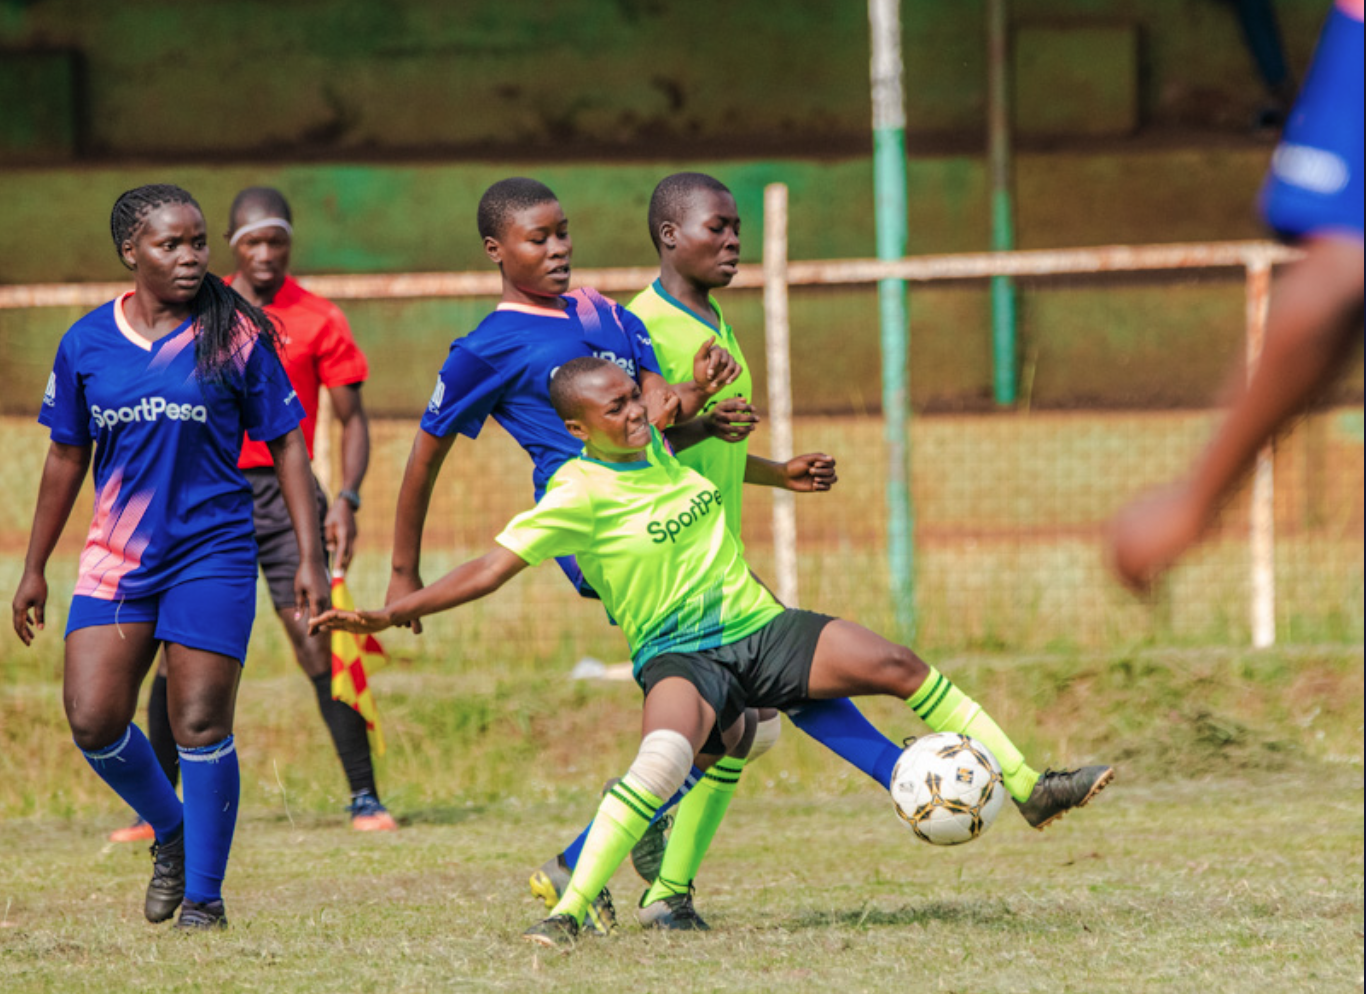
[329,575,388,755]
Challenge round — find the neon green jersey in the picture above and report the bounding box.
[496,428,782,675]
[627,280,752,543]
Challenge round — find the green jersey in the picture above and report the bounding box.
[496,428,782,676]
[627,280,752,544]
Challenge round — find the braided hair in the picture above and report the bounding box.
[110,184,281,384]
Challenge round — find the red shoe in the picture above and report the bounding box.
[109,818,156,843]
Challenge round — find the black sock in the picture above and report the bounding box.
[147,673,180,789]
[310,671,377,799]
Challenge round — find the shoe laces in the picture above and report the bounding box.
[348,792,387,818]
[663,885,701,922]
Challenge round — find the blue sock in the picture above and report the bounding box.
[563,766,701,871]
[80,724,183,840]
[786,698,901,790]
[178,736,240,905]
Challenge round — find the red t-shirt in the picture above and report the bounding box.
[229,275,369,469]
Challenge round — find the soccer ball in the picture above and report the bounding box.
[890,733,1006,846]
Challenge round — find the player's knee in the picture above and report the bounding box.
[170,704,233,749]
[67,712,129,753]
[625,729,694,801]
[881,644,930,698]
[746,712,783,764]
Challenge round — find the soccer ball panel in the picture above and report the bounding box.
[890,733,1006,846]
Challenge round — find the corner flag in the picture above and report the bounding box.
[329,575,388,754]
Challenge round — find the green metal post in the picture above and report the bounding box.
[869,0,916,636]
[988,0,1018,406]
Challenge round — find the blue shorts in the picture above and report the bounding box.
[1260,4,1364,241]
[65,576,258,664]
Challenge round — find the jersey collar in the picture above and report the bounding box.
[651,278,722,332]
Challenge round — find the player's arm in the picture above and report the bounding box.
[1111,239,1364,589]
[642,342,743,428]
[12,441,91,645]
[311,546,528,635]
[745,452,838,492]
[388,428,457,634]
[267,427,331,621]
[664,397,762,452]
[323,382,370,573]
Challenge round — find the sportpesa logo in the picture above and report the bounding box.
[648,488,723,543]
[91,396,208,430]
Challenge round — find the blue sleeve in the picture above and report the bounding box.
[618,304,662,379]
[37,331,92,445]
[241,341,305,443]
[419,341,507,439]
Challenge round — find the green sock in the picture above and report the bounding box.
[907,666,1040,803]
[552,776,664,924]
[642,756,744,907]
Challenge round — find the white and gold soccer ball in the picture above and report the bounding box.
[890,733,1006,846]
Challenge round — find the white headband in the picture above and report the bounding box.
[229,217,293,246]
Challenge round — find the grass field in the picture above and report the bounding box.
[0,645,1361,993]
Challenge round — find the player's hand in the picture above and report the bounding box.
[692,341,741,397]
[294,558,331,623]
[11,570,48,646]
[309,607,393,636]
[386,570,425,635]
[324,499,358,573]
[648,388,682,431]
[782,453,838,492]
[706,397,760,443]
[1109,484,1208,594]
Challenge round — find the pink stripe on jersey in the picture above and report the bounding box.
[1338,0,1364,21]
[75,477,155,600]
[568,289,603,336]
[495,302,571,319]
[148,325,197,371]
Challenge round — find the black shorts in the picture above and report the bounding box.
[638,609,835,753]
[245,467,330,610]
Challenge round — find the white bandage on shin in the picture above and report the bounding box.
[746,714,783,764]
[625,729,694,802]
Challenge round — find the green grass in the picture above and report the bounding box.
[0,646,1361,992]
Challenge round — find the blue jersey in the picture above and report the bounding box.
[421,288,662,498]
[39,293,304,601]
[1260,1,1364,241]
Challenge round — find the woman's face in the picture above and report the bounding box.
[121,203,210,305]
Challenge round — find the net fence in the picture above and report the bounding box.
[0,245,1360,676]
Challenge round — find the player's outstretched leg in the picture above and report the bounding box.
[784,697,901,789]
[808,619,1114,830]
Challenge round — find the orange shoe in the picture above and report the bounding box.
[348,793,398,832]
[109,818,157,843]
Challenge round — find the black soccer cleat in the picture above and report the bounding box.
[527,854,616,935]
[144,829,186,923]
[174,898,228,931]
[523,913,579,951]
[1014,765,1115,830]
[638,886,710,931]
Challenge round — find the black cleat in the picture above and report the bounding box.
[523,913,579,951]
[1014,765,1115,830]
[144,829,185,923]
[174,898,228,931]
[528,854,615,935]
[638,887,710,931]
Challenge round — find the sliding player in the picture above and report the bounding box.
[534,173,907,932]
[311,357,1115,950]
[11,184,329,930]
[1111,0,1364,587]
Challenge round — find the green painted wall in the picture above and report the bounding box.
[0,0,1331,160]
